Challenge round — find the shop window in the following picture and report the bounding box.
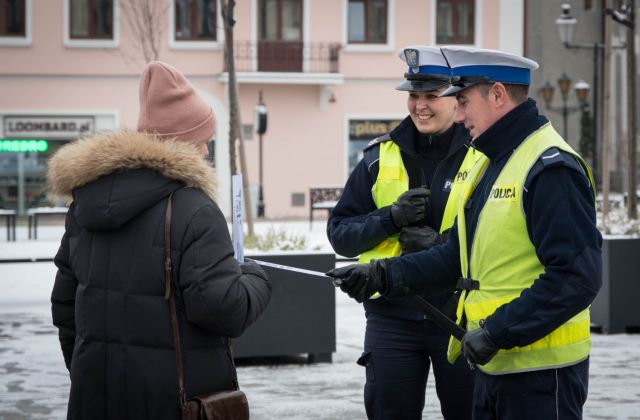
[347,0,387,44]
[0,0,25,37]
[348,119,400,173]
[69,0,114,39]
[175,0,216,41]
[436,0,474,45]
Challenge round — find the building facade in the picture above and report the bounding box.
[0,0,525,218]
[526,0,640,193]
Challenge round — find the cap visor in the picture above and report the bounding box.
[440,82,478,97]
[396,79,450,92]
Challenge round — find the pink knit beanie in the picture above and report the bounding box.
[137,61,215,145]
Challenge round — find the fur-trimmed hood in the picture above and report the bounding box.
[47,130,217,230]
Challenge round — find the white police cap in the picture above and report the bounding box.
[440,46,539,96]
[396,45,451,92]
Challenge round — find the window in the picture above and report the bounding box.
[347,0,387,44]
[69,0,114,39]
[436,0,474,45]
[0,0,25,37]
[348,119,400,173]
[175,0,216,41]
[257,0,303,72]
[259,0,302,42]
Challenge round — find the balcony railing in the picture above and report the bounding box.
[225,41,341,74]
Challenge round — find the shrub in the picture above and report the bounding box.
[597,205,640,236]
[244,227,308,251]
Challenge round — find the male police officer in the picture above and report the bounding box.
[328,46,602,419]
[327,46,478,419]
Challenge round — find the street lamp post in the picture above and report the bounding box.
[556,3,602,184]
[608,0,637,218]
[540,74,590,145]
[556,2,637,218]
[255,91,268,218]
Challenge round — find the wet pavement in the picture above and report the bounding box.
[2,220,640,419]
[1,262,640,419]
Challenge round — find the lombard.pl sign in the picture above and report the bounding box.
[4,116,94,139]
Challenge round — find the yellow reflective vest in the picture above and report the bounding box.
[448,123,596,375]
[359,140,482,264]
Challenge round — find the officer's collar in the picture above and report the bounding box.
[416,122,455,153]
[471,99,546,161]
[391,117,462,157]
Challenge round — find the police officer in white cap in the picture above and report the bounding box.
[329,46,602,419]
[327,45,479,419]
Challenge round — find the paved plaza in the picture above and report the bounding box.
[0,222,639,419]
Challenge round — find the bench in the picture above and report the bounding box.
[27,207,69,239]
[0,209,16,241]
[309,186,343,226]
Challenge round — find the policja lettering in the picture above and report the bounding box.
[455,170,468,183]
[489,185,517,201]
[443,179,453,192]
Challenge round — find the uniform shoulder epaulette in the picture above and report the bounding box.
[526,148,587,190]
[363,134,393,152]
[539,148,585,174]
[539,147,564,167]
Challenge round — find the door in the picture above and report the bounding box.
[258,0,303,72]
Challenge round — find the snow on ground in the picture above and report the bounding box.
[1,220,639,419]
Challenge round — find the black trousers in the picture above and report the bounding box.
[472,358,589,420]
[360,313,476,420]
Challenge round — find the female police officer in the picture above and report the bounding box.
[327,46,478,420]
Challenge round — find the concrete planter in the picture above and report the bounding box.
[233,252,336,363]
[590,237,640,333]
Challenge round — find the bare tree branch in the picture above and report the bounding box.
[120,0,169,66]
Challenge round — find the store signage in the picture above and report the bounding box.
[4,116,94,139]
[349,119,402,140]
[0,139,49,153]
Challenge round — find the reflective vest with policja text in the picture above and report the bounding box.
[448,122,596,375]
[358,140,481,265]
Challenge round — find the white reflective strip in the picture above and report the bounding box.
[542,152,560,160]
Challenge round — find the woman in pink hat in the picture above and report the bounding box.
[48,61,271,420]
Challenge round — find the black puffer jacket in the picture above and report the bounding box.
[48,131,271,420]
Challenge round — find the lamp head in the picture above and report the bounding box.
[556,3,577,44]
[574,79,590,103]
[557,73,572,98]
[540,81,555,106]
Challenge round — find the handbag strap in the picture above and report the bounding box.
[164,192,188,410]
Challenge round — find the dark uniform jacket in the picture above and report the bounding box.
[385,99,602,349]
[48,131,271,420]
[327,117,472,320]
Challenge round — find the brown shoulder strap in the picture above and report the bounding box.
[164,192,187,410]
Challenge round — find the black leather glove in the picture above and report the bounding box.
[399,226,440,254]
[240,259,268,280]
[325,260,387,303]
[460,320,500,366]
[390,187,430,228]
